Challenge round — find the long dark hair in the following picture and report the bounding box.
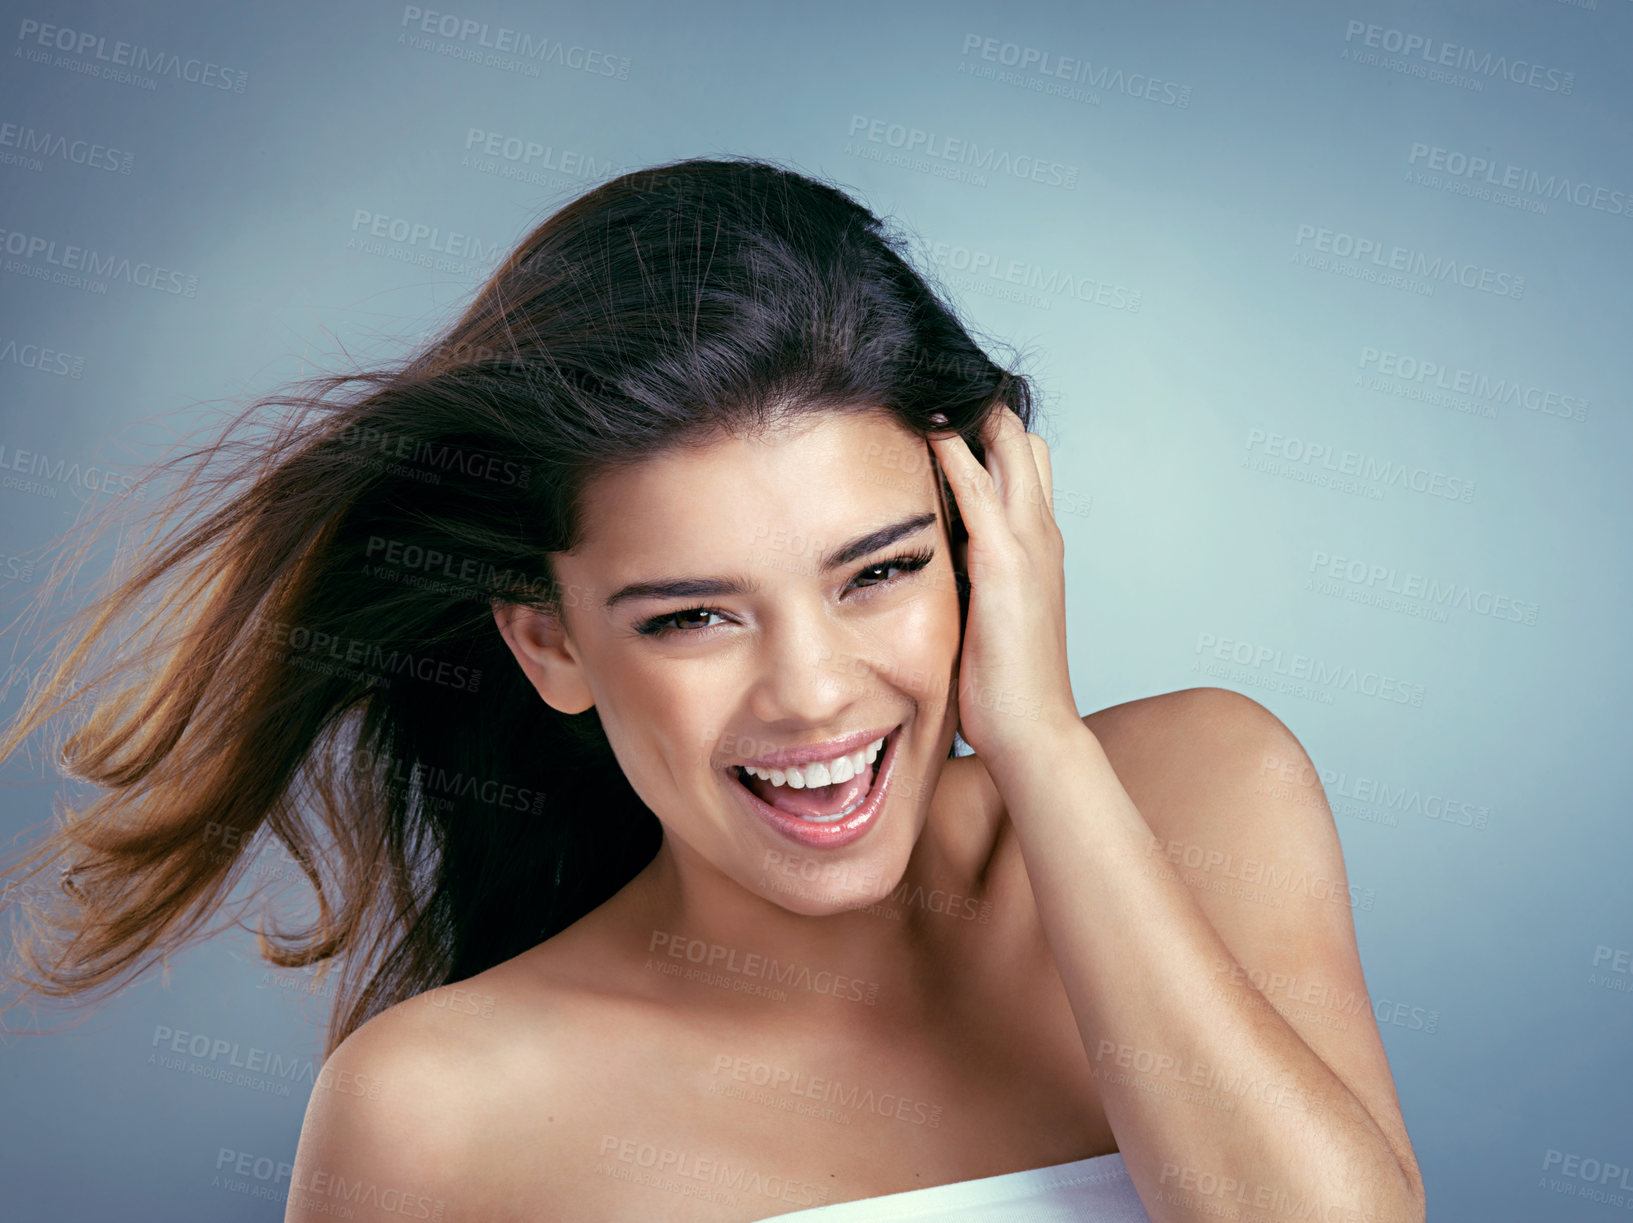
[0,154,1036,1057]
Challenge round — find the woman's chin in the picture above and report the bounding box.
[748,848,909,917]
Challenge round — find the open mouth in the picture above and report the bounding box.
[724,723,903,839]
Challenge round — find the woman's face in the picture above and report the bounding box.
[500,407,965,915]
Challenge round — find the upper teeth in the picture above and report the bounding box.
[741,735,886,789]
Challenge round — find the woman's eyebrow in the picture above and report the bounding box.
[602,511,939,610]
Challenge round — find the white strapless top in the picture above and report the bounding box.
[753,1151,1150,1222]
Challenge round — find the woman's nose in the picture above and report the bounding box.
[745,617,869,725]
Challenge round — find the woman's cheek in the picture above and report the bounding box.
[888,594,961,705]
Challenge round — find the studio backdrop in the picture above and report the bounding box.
[0,1,1628,1220]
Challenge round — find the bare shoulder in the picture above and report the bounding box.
[1085,682,1277,753]
[1081,684,1297,817]
[1079,686,1364,912]
[285,960,600,1221]
[1082,687,1424,1202]
[946,687,1280,870]
[285,988,489,1220]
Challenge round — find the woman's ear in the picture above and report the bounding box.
[491,601,596,714]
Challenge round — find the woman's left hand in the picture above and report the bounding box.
[926,403,1083,780]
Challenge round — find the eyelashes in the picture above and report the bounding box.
[633,547,937,639]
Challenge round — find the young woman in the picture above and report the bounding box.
[0,156,1424,1222]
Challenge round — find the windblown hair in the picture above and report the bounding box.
[0,155,1035,1058]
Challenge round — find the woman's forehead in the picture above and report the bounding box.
[565,411,938,562]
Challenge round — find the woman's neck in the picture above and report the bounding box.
[612,818,983,1026]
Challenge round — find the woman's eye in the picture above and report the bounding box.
[633,607,725,633]
[676,609,721,629]
[854,562,900,586]
[635,549,934,638]
[852,549,935,590]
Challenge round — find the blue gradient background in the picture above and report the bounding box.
[1,1,1628,1220]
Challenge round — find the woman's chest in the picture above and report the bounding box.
[479,756,1118,1219]
[502,937,1114,1220]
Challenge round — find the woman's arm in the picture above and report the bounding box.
[925,406,1425,1223]
[990,692,1426,1223]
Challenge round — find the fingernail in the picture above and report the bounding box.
[928,412,948,426]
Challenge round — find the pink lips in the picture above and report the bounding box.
[733,726,898,770]
[725,723,903,850]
